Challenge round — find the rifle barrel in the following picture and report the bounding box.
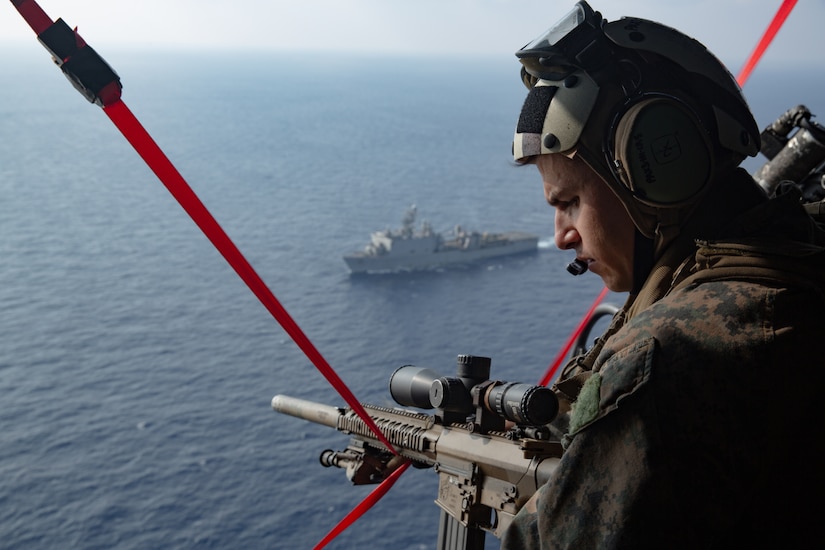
[271,394,342,429]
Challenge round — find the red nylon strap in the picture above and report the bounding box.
[102,101,396,452]
[10,0,51,34]
[737,0,798,86]
[313,460,412,550]
[12,0,397,455]
[539,286,609,387]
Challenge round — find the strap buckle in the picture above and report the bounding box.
[37,18,122,106]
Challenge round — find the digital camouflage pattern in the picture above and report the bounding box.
[502,181,825,549]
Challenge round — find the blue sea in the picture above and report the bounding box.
[1,43,822,549]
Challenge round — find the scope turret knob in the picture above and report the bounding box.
[430,377,473,413]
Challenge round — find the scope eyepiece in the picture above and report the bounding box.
[485,383,559,427]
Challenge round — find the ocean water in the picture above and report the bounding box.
[0,44,822,549]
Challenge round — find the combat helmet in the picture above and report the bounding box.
[513,1,760,259]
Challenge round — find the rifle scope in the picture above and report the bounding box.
[389,355,558,427]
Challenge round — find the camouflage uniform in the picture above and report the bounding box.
[502,171,825,548]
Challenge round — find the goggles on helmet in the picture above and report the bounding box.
[516,1,609,82]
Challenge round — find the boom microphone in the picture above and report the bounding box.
[566,259,588,276]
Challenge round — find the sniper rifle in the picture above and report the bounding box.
[272,354,564,550]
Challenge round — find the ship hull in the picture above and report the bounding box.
[344,232,538,274]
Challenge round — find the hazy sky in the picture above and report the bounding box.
[2,1,820,72]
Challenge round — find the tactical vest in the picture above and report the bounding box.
[552,190,825,415]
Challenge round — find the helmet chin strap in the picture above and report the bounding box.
[631,229,655,295]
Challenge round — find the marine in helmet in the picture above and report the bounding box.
[502,2,825,547]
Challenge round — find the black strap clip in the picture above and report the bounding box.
[37,18,122,107]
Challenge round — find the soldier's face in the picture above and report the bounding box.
[536,154,636,292]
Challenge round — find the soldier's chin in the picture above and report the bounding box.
[599,267,634,294]
[588,262,610,285]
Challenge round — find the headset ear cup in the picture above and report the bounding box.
[613,98,712,204]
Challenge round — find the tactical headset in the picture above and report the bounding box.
[513,1,760,241]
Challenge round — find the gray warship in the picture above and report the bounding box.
[343,206,539,274]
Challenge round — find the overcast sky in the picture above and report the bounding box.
[2,1,820,72]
